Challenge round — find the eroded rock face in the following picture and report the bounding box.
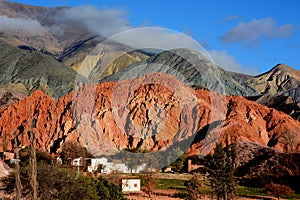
[0,73,299,156]
[246,64,300,97]
[0,90,75,153]
[255,93,300,121]
[187,94,300,156]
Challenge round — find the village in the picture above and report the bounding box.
[1,147,289,200]
[0,147,204,199]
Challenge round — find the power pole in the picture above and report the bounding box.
[29,98,38,200]
[14,132,22,200]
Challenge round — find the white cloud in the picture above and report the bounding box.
[0,15,45,34]
[56,5,131,37]
[221,18,297,46]
[208,50,259,75]
[109,28,202,50]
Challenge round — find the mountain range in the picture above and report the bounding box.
[0,1,299,173]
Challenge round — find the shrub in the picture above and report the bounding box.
[264,182,294,200]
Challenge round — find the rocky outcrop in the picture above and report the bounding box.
[256,93,300,121]
[246,64,300,98]
[0,73,299,157]
[0,159,11,178]
[236,141,300,176]
[186,92,300,156]
[0,85,27,112]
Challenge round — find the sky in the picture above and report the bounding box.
[8,0,300,75]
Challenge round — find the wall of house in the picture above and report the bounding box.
[122,179,140,192]
[73,157,147,174]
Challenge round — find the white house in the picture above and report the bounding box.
[72,157,147,174]
[87,157,109,173]
[121,179,141,193]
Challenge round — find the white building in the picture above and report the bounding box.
[72,157,147,174]
[121,179,141,193]
[87,157,109,173]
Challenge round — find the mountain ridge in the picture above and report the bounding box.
[0,39,81,99]
[0,73,299,157]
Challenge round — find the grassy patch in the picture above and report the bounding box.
[154,179,300,199]
[289,193,300,200]
[237,186,300,199]
[237,186,267,196]
[155,179,186,190]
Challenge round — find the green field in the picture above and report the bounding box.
[155,179,186,190]
[154,179,300,199]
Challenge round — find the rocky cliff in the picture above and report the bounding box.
[256,93,300,121]
[0,73,299,157]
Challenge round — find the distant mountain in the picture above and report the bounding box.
[3,1,299,100]
[75,42,149,79]
[228,64,300,118]
[100,48,259,97]
[0,39,81,99]
[0,1,66,55]
[0,1,149,73]
[245,64,300,98]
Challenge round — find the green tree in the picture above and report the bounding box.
[167,147,185,172]
[60,141,88,165]
[184,173,202,200]
[205,138,237,200]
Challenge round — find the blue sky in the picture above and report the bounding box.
[10,0,300,74]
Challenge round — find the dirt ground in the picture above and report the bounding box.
[124,190,264,200]
[125,195,261,200]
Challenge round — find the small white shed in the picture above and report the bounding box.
[121,179,141,193]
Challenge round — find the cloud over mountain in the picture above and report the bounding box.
[209,50,259,75]
[55,5,131,37]
[0,15,45,34]
[221,18,297,46]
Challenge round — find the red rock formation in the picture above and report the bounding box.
[0,73,299,157]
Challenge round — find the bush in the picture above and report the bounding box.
[264,182,294,200]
